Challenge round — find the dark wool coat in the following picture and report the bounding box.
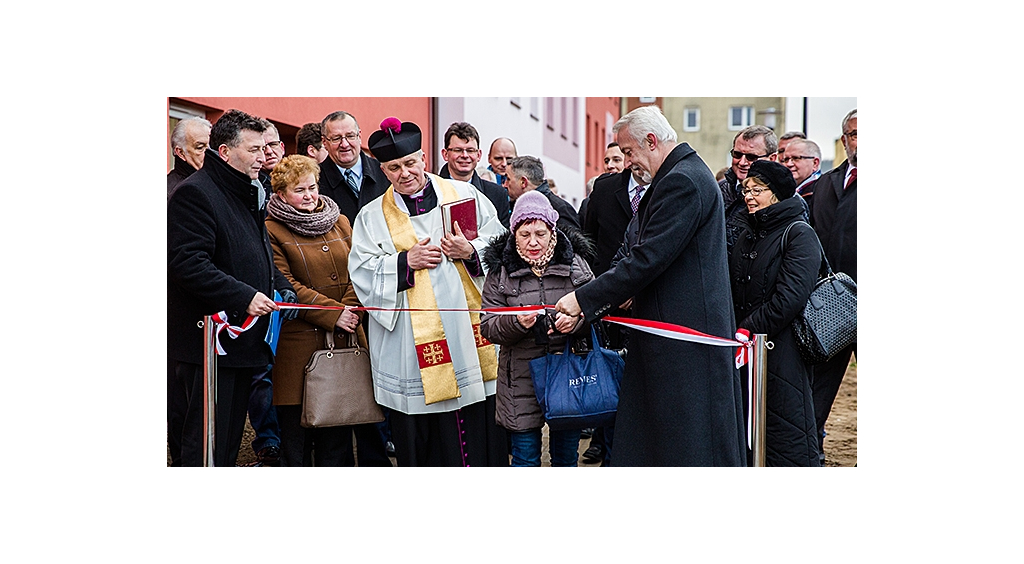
[583,169,634,276]
[318,152,390,224]
[807,160,857,282]
[575,143,746,466]
[167,155,196,200]
[439,163,511,231]
[480,227,595,432]
[168,149,294,368]
[266,208,368,406]
[730,196,822,466]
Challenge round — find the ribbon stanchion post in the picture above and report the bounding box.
[201,315,217,467]
[751,333,769,468]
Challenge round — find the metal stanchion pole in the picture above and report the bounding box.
[202,316,217,467]
[751,333,769,468]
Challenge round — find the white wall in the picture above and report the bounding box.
[784,97,858,163]
[435,97,587,210]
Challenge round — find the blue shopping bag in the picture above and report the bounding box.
[529,325,624,431]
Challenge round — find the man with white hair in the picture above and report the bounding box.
[555,106,746,466]
[167,116,211,198]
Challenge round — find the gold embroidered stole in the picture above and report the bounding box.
[381,174,496,405]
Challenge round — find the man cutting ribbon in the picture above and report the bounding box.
[348,117,508,466]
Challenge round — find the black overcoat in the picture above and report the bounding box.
[807,160,856,282]
[168,149,294,368]
[583,170,633,276]
[575,143,746,466]
[318,152,390,224]
[730,196,821,466]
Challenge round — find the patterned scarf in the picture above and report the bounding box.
[266,193,340,237]
[516,229,558,277]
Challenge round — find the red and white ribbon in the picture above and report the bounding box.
[210,311,260,355]
[275,303,549,315]
[603,316,752,368]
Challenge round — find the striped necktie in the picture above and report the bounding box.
[345,169,360,196]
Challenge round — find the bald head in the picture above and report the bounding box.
[488,137,517,176]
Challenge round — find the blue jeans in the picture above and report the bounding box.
[510,427,580,467]
[248,365,281,452]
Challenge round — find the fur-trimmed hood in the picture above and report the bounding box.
[483,224,595,275]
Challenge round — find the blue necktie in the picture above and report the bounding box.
[345,169,359,196]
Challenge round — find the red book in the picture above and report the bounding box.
[441,198,478,240]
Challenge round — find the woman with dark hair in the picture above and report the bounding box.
[480,190,595,466]
[265,155,391,467]
[729,160,822,466]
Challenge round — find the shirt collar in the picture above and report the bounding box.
[337,154,364,181]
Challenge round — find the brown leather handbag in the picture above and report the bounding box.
[300,330,384,428]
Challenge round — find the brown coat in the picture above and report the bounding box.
[266,213,367,406]
[480,227,595,431]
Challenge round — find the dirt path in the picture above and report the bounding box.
[180,358,857,467]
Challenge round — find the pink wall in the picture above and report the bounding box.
[169,97,432,168]
[584,97,621,184]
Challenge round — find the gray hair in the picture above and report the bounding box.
[779,131,806,142]
[733,125,778,155]
[321,111,358,132]
[842,109,857,134]
[788,138,821,159]
[171,116,212,150]
[612,106,677,145]
[507,156,545,187]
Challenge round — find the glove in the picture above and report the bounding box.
[279,289,299,322]
[735,328,751,342]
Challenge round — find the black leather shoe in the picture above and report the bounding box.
[582,445,604,463]
[255,445,281,466]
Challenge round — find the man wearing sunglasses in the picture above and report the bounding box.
[319,111,391,223]
[720,125,778,253]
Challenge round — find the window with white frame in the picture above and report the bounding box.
[683,107,700,132]
[728,106,754,130]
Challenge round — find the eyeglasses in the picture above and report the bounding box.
[843,129,857,139]
[731,150,769,162]
[263,141,282,153]
[324,132,360,145]
[741,186,772,197]
[780,155,816,164]
[446,147,479,155]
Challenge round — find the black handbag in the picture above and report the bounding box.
[781,221,857,365]
[528,325,624,431]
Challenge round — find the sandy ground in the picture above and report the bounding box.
[176,355,856,467]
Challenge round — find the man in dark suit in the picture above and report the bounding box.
[318,111,391,223]
[167,116,211,199]
[168,109,296,466]
[556,106,746,466]
[579,146,649,465]
[503,156,580,231]
[438,121,511,230]
[317,110,396,462]
[807,109,857,463]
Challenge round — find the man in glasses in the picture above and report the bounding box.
[807,109,857,465]
[438,121,511,230]
[720,125,778,253]
[257,121,286,207]
[776,131,807,164]
[319,111,391,223]
[781,138,821,197]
